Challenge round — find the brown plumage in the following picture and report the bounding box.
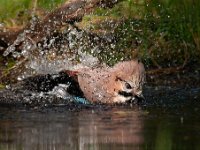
[73,59,145,104]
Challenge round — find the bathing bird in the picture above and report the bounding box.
[0,60,145,106]
[64,59,146,104]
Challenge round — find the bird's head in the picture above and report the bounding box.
[110,59,146,103]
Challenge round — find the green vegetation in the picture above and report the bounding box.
[0,0,65,26]
[142,0,200,68]
[0,0,199,68]
[85,0,200,68]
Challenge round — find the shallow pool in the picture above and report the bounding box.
[0,85,200,150]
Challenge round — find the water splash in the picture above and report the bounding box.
[2,12,119,82]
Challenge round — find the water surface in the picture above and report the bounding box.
[0,86,200,150]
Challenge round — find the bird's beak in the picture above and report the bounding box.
[129,93,145,104]
[135,93,145,102]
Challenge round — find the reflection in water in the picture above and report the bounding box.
[0,107,144,150]
[78,109,143,149]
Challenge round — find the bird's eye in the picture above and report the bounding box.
[125,82,132,89]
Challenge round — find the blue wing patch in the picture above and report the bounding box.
[74,97,91,104]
